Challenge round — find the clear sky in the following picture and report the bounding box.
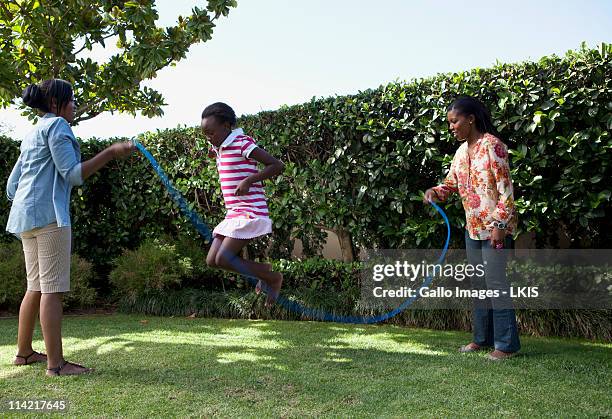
[1,0,611,140]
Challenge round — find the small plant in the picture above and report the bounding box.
[110,238,193,300]
[64,256,97,310]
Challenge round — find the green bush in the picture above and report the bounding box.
[507,259,612,295]
[0,240,26,309]
[240,43,612,251]
[173,234,214,283]
[64,256,97,310]
[118,287,359,323]
[0,136,20,245]
[0,240,97,311]
[109,238,194,299]
[116,255,367,319]
[272,258,361,293]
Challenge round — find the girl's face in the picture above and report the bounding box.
[201,116,232,147]
[446,109,474,142]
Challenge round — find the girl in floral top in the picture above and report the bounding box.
[424,96,520,360]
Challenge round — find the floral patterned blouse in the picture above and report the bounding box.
[432,133,517,240]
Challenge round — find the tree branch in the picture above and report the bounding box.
[74,106,101,124]
[0,2,12,17]
[74,32,115,57]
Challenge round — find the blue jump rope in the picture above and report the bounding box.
[132,139,451,324]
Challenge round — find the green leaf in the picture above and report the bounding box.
[541,100,555,110]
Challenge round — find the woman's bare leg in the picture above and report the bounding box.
[40,293,89,375]
[14,291,47,364]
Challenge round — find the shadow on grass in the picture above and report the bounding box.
[1,315,610,371]
[0,316,458,384]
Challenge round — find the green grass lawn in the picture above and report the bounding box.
[0,314,610,418]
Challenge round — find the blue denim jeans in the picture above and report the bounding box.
[465,230,520,353]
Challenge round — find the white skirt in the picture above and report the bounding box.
[213,216,272,240]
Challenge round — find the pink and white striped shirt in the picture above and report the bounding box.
[212,128,269,219]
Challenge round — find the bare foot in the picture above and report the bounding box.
[14,351,47,366]
[262,272,283,307]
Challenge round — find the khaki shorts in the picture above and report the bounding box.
[21,222,72,294]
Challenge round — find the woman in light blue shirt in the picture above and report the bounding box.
[7,79,134,376]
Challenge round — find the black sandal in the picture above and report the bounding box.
[46,359,93,376]
[13,351,47,366]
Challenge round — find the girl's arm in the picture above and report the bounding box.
[234,148,284,196]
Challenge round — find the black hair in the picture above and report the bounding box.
[201,102,237,127]
[447,96,500,138]
[22,79,74,115]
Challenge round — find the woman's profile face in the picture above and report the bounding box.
[447,109,473,142]
[55,96,76,123]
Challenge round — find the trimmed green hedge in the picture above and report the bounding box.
[1,43,611,278]
[238,43,611,251]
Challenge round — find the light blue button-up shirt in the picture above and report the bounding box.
[5,113,83,238]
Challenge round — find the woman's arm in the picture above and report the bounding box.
[487,140,514,227]
[81,142,134,180]
[424,154,459,203]
[6,156,22,201]
[48,120,84,186]
[49,119,135,183]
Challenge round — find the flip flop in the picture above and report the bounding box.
[13,351,47,366]
[46,360,93,376]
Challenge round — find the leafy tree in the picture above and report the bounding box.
[0,0,237,123]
